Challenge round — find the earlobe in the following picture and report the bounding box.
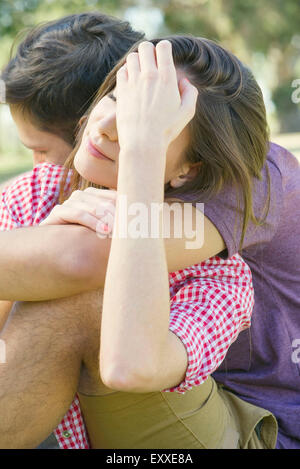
[170,163,201,188]
[170,174,189,188]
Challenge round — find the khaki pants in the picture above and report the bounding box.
[217,383,278,449]
[78,376,278,449]
[161,378,278,449]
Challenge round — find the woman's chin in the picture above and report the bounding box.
[74,153,97,183]
[74,153,117,189]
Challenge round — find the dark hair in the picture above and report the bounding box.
[1,12,144,144]
[63,35,270,247]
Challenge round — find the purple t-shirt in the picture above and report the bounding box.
[199,142,300,448]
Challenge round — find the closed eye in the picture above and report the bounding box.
[108,92,116,102]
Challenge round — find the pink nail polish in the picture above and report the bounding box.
[100,223,110,232]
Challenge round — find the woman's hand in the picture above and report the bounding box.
[40,187,116,238]
[115,40,198,156]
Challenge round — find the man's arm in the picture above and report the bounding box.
[0,208,224,302]
[0,224,110,301]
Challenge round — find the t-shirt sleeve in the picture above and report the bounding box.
[203,155,284,258]
[0,163,71,230]
[164,254,254,393]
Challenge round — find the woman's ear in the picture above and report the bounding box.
[169,163,201,188]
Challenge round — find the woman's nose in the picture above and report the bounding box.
[96,112,118,142]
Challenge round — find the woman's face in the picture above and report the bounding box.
[74,86,191,190]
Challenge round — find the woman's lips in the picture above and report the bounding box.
[87,139,112,161]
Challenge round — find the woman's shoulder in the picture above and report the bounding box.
[267,142,300,188]
[267,141,299,170]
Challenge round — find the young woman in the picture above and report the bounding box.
[41,36,300,449]
[38,37,280,448]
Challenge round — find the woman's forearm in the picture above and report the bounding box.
[100,148,175,389]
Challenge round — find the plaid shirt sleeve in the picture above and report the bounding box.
[0,164,89,449]
[166,254,254,393]
[0,163,71,229]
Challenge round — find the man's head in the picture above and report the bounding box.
[1,12,144,165]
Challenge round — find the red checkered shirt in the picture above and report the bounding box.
[0,163,254,445]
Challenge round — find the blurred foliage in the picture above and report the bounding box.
[157,0,300,132]
[0,0,300,133]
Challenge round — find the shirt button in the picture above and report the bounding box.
[63,431,72,438]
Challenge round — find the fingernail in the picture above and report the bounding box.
[99,223,110,232]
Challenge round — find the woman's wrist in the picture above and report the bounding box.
[119,143,167,164]
[118,147,166,197]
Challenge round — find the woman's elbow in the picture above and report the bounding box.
[100,358,157,393]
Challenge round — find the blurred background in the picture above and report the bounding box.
[0,0,299,184]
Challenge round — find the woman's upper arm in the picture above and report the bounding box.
[72,204,225,285]
[163,204,225,272]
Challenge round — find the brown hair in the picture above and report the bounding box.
[1,12,144,144]
[62,35,270,248]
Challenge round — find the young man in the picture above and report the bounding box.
[0,11,145,448]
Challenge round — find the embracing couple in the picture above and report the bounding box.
[0,11,299,449]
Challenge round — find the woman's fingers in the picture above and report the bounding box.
[83,187,117,200]
[40,188,116,233]
[96,210,115,238]
[126,52,140,81]
[70,189,116,211]
[138,42,157,77]
[41,204,100,231]
[155,40,177,83]
[178,77,199,119]
[125,41,176,83]
[63,198,115,232]
[116,63,128,87]
[115,39,197,150]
